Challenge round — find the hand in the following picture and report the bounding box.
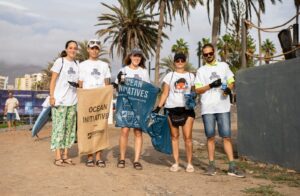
[152,106,161,113]
[209,79,222,88]
[50,97,55,107]
[223,87,231,96]
[111,82,118,89]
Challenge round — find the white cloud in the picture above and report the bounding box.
[0,1,27,11]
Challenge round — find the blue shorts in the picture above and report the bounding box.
[7,113,16,121]
[202,112,231,138]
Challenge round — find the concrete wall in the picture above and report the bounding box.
[236,57,300,172]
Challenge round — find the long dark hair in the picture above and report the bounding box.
[60,40,78,57]
[123,54,146,69]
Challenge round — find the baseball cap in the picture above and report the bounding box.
[130,48,143,56]
[88,39,101,49]
[174,53,186,61]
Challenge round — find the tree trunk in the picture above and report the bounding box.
[258,5,262,66]
[211,0,221,49]
[154,0,166,86]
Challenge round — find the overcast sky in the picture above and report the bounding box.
[0,0,296,78]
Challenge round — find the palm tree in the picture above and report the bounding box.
[144,0,203,85]
[96,0,167,61]
[261,38,276,64]
[295,0,300,24]
[217,34,234,62]
[76,40,109,63]
[196,38,210,66]
[171,38,189,56]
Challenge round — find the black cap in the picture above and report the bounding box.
[174,53,186,61]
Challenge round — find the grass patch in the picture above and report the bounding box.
[0,122,25,129]
[237,161,300,188]
[242,185,283,196]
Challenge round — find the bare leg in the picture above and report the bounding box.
[168,117,180,165]
[223,138,234,161]
[119,127,130,160]
[133,129,143,162]
[7,120,11,131]
[95,151,101,161]
[182,117,194,165]
[207,137,215,162]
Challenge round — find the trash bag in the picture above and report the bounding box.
[147,113,172,155]
[184,92,197,110]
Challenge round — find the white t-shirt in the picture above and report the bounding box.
[5,97,19,113]
[115,66,150,84]
[194,61,234,115]
[163,72,195,108]
[51,57,79,106]
[79,59,111,89]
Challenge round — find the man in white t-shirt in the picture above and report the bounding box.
[195,43,244,178]
[78,38,111,167]
[4,92,19,131]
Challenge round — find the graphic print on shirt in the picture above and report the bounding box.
[174,78,188,93]
[91,68,101,80]
[133,74,142,80]
[67,67,77,82]
[209,72,220,81]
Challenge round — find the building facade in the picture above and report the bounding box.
[0,75,8,90]
[15,73,45,90]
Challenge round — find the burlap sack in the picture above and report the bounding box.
[77,85,113,154]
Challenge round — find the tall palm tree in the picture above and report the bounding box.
[217,34,234,62]
[171,38,189,56]
[96,0,168,61]
[196,38,210,66]
[261,38,276,64]
[76,40,109,63]
[144,0,203,85]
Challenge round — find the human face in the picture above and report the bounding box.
[66,42,78,59]
[8,93,13,98]
[88,46,100,60]
[203,47,215,63]
[130,54,142,67]
[174,58,186,70]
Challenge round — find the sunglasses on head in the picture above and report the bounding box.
[175,59,186,63]
[89,41,100,45]
[203,52,214,57]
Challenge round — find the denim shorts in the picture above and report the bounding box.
[202,112,231,138]
[7,113,16,121]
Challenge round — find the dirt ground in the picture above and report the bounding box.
[0,107,299,196]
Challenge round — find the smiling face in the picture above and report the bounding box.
[88,46,100,60]
[130,54,142,67]
[66,41,78,59]
[174,58,186,69]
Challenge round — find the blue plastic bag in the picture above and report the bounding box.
[184,91,197,110]
[147,113,172,154]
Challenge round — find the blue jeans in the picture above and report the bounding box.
[202,112,231,138]
[7,113,16,121]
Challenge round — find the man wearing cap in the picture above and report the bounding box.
[78,38,111,167]
[194,43,245,178]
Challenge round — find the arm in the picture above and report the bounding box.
[195,84,210,94]
[78,80,83,88]
[104,78,111,86]
[157,83,170,108]
[49,72,59,106]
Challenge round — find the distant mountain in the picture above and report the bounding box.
[0,64,45,84]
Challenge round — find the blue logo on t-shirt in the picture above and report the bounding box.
[68,67,76,75]
[209,72,220,80]
[91,68,101,76]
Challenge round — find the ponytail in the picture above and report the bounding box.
[60,50,67,57]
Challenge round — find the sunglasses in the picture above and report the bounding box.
[175,59,186,63]
[203,52,214,57]
[89,41,101,45]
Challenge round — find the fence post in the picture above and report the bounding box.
[241,19,247,69]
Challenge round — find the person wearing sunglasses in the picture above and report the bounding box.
[115,48,150,170]
[78,38,111,168]
[49,40,79,166]
[153,53,196,173]
[194,43,245,178]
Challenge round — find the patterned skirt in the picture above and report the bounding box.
[51,105,77,150]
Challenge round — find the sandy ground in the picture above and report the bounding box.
[0,107,299,196]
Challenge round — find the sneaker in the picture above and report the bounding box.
[204,164,216,176]
[227,166,245,178]
[186,164,195,173]
[169,163,180,172]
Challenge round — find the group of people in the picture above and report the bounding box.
[48,39,245,178]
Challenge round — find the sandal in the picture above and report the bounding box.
[54,159,64,167]
[117,160,125,168]
[169,163,180,172]
[86,160,95,167]
[62,158,75,165]
[186,164,195,173]
[96,160,106,168]
[133,162,143,170]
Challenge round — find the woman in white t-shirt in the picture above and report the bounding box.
[154,53,196,173]
[78,39,111,168]
[115,48,150,170]
[49,40,79,167]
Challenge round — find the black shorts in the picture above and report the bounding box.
[164,107,195,118]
